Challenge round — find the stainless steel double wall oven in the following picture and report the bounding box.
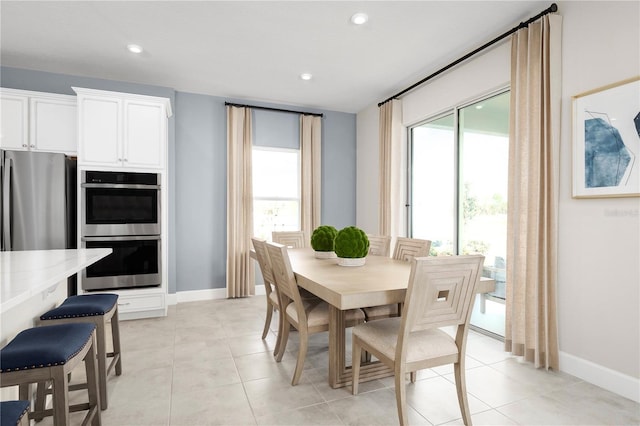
[81,170,161,291]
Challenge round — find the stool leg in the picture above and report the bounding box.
[84,336,102,426]
[33,381,49,422]
[51,368,70,426]
[95,320,108,410]
[111,307,122,376]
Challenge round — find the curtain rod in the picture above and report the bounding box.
[225,102,323,118]
[378,3,558,107]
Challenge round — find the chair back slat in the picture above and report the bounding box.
[367,235,392,257]
[272,231,307,248]
[393,237,431,261]
[266,242,303,305]
[252,238,275,288]
[401,255,484,334]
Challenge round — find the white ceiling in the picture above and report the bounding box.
[0,1,551,113]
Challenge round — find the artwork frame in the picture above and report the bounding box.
[572,77,640,198]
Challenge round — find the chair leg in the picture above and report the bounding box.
[291,329,308,386]
[33,381,48,421]
[454,361,472,426]
[275,317,290,362]
[111,308,123,376]
[262,302,273,340]
[51,368,70,426]
[84,338,102,426]
[95,321,108,410]
[352,339,362,395]
[273,307,283,356]
[395,367,408,426]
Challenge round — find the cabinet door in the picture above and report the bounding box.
[0,94,29,150]
[123,100,165,169]
[79,96,121,166]
[30,97,77,154]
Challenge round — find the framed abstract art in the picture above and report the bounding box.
[572,77,640,198]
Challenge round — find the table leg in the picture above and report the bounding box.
[328,305,393,389]
[328,305,345,389]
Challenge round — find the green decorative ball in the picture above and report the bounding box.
[334,226,370,258]
[310,225,338,252]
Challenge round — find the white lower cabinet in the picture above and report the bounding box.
[115,291,166,320]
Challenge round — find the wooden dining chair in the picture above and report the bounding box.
[367,234,391,257]
[352,255,485,426]
[393,237,432,261]
[252,237,285,356]
[266,241,365,385]
[272,231,307,248]
[363,237,433,321]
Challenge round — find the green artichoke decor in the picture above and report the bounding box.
[334,226,370,258]
[310,225,338,252]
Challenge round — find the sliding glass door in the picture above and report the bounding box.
[409,90,509,337]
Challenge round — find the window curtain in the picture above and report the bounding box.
[300,114,322,237]
[378,99,403,238]
[226,106,255,298]
[505,14,562,370]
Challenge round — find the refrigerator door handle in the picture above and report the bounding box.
[2,156,12,251]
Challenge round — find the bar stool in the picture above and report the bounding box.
[0,323,101,426]
[38,293,122,410]
[0,400,30,426]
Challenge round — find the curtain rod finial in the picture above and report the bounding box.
[550,3,558,13]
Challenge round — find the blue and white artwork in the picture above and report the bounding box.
[584,114,633,188]
[573,78,640,197]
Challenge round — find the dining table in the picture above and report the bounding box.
[285,248,496,389]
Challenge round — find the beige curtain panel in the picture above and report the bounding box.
[505,14,562,370]
[300,115,322,237]
[378,99,403,238]
[226,106,255,298]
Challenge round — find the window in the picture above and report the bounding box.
[252,147,301,240]
[409,90,509,336]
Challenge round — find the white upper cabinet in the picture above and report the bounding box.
[30,96,77,154]
[78,95,121,165]
[0,88,77,154]
[74,87,172,170]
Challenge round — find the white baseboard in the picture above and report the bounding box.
[167,284,266,305]
[559,351,640,403]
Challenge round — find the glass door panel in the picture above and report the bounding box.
[459,92,509,336]
[410,113,455,255]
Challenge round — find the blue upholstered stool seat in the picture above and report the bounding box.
[0,323,96,372]
[0,400,30,426]
[40,293,118,320]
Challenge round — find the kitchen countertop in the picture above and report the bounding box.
[0,248,112,312]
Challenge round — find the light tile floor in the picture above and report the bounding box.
[49,297,639,425]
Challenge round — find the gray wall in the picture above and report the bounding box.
[1,66,356,293]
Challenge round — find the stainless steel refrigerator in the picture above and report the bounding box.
[1,150,77,292]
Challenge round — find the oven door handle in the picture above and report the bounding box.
[81,183,161,190]
[82,235,161,242]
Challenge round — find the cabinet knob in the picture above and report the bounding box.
[30,144,35,148]
[123,158,128,162]
[22,144,28,148]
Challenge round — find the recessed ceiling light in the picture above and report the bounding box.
[300,73,313,81]
[351,13,368,25]
[127,44,143,54]
[475,104,484,109]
